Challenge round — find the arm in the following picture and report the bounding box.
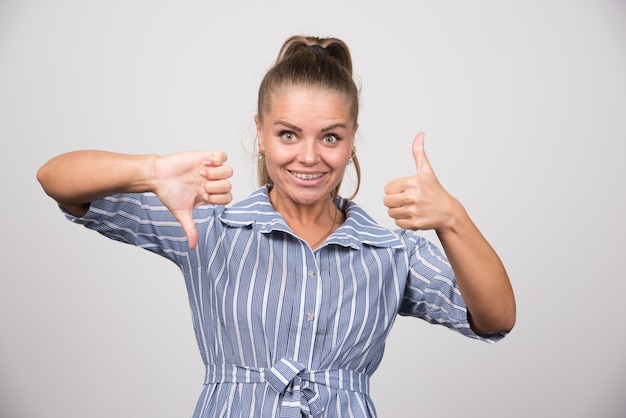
[36,150,233,249]
[383,133,516,335]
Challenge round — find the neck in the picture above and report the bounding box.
[268,192,342,248]
[269,191,335,225]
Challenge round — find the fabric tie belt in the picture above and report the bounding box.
[204,358,370,418]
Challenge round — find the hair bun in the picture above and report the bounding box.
[276,35,353,75]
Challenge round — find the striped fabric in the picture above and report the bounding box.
[65,186,504,417]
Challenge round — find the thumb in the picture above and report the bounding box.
[174,210,199,250]
[412,132,433,174]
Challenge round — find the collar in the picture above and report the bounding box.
[219,186,402,250]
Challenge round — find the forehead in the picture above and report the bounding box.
[265,85,353,124]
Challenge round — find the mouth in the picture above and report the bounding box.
[289,171,325,181]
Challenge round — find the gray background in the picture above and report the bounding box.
[1,1,625,417]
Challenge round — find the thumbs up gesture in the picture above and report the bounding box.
[383,133,459,231]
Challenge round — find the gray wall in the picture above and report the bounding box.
[1,1,625,417]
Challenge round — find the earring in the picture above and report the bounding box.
[347,147,356,165]
[258,154,264,160]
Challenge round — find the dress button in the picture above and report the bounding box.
[307,270,315,278]
[306,313,315,321]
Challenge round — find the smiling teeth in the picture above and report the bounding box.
[292,172,323,180]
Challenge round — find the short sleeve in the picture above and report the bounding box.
[397,231,506,343]
[61,193,206,264]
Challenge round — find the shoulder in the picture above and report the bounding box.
[340,199,440,253]
[218,186,275,227]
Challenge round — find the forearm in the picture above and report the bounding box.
[437,201,516,335]
[37,150,158,208]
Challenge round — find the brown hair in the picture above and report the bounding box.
[256,35,361,199]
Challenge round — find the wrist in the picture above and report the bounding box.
[121,153,160,194]
[141,154,159,193]
[437,197,469,236]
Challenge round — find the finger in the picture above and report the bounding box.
[202,152,228,167]
[207,192,233,206]
[203,165,233,180]
[204,179,232,194]
[394,218,419,230]
[382,193,404,210]
[383,179,402,195]
[384,176,418,195]
[411,132,433,174]
[386,206,412,220]
[175,210,199,249]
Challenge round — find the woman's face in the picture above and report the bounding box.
[256,86,356,207]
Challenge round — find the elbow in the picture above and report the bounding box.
[496,308,516,334]
[501,294,517,333]
[36,161,65,203]
[495,301,517,333]
[37,159,64,200]
[469,302,516,336]
[36,163,52,196]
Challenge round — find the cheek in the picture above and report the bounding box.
[265,147,288,163]
[331,148,352,167]
[328,156,350,174]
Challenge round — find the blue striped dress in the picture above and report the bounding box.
[64,186,504,417]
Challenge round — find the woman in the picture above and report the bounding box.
[37,35,515,418]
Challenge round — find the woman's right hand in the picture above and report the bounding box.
[153,151,233,249]
[37,149,233,249]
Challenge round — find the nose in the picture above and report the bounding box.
[298,141,320,165]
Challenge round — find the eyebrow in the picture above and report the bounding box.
[321,123,348,132]
[273,120,348,132]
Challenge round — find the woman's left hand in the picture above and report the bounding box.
[383,132,460,232]
[385,132,516,334]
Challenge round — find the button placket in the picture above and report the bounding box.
[301,248,321,333]
[303,266,318,325]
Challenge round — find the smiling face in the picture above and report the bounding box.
[256,85,357,208]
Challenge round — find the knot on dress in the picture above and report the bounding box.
[203,361,370,418]
[264,357,324,418]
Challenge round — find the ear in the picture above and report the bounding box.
[254,115,265,153]
[348,122,358,150]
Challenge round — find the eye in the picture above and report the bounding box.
[322,134,340,145]
[280,131,297,142]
